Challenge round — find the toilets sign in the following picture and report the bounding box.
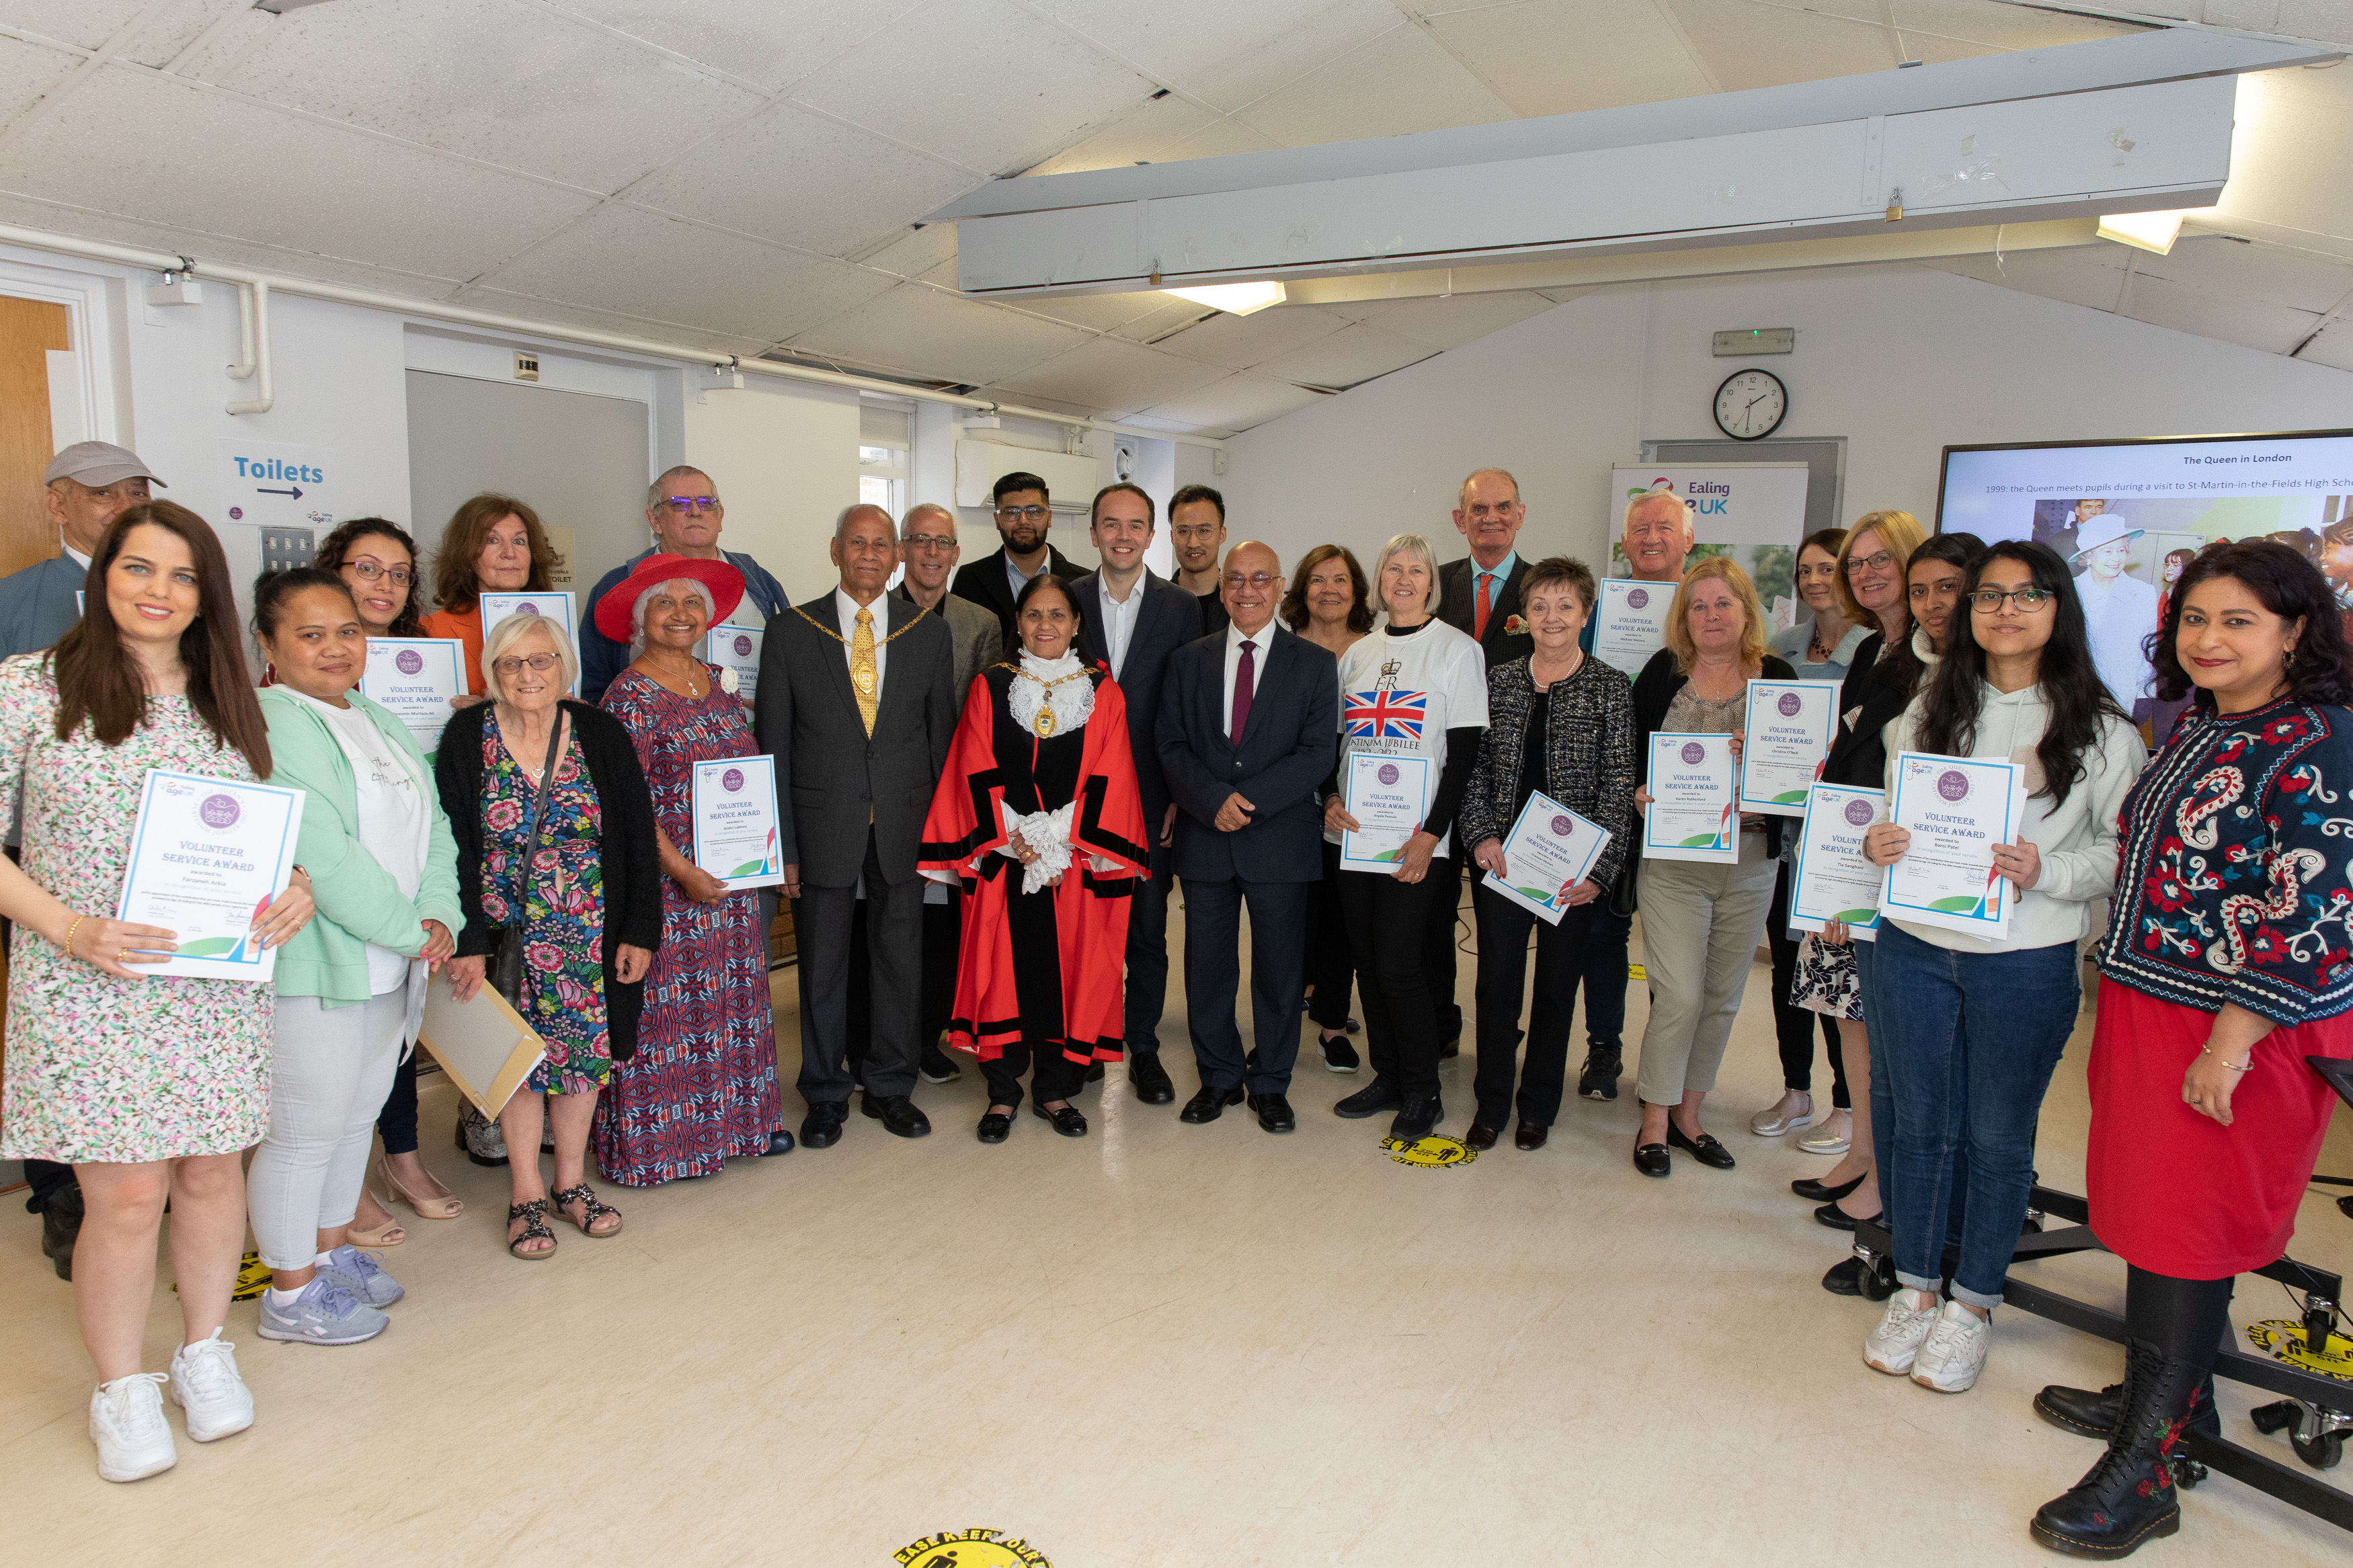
[218,439,337,532]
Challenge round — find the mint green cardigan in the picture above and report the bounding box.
[258,686,465,1007]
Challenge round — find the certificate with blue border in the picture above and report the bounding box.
[1880,751,2027,940]
[1789,783,1885,942]
[690,754,785,891]
[116,770,305,983]
[1339,753,1432,873]
[478,590,578,694]
[1643,732,1738,864]
[362,637,465,756]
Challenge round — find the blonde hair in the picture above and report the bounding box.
[1663,556,1769,674]
[1833,509,1927,628]
[480,612,578,705]
[1371,532,1443,616]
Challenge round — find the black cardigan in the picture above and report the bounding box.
[1629,649,1797,862]
[434,700,664,1061]
[1821,632,1919,792]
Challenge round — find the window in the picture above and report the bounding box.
[859,443,905,520]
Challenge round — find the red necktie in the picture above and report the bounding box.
[1474,573,1493,642]
[1232,638,1256,742]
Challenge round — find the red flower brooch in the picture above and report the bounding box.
[1503,614,1527,635]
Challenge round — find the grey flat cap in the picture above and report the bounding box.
[44,441,165,490]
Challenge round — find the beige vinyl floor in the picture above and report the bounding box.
[2,898,2350,1568]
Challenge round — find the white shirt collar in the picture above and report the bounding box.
[836,586,883,626]
[63,545,91,571]
[1226,616,1273,653]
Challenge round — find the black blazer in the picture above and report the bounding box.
[1197,587,1230,636]
[1628,649,1798,864]
[1156,624,1340,884]
[1823,632,1918,792]
[1439,555,1534,668]
[434,701,664,1061]
[1069,569,1203,830]
[951,544,1081,647]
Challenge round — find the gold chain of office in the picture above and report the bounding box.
[998,661,1092,737]
[789,601,933,702]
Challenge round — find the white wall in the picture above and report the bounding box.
[1224,262,2353,576]
[680,378,861,602]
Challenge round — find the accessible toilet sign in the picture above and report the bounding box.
[218,438,337,533]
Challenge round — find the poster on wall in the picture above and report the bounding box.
[217,438,337,537]
[1607,464,1811,610]
[1938,431,2353,729]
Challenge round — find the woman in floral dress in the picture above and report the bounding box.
[0,503,313,1482]
[436,613,662,1259]
[592,554,785,1183]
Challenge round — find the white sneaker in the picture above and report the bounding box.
[1911,1299,1992,1393]
[1749,1089,1812,1137]
[89,1372,177,1482]
[1863,1290,1942,1376]
[168,1329,255,1441]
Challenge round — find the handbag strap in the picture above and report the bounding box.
[510,712,566,917]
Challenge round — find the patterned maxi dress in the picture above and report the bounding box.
[0,655,274,1162]
[592,668,780,1184]
[479,709,611,1094]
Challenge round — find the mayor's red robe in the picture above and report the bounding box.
[918,664,1148,1064]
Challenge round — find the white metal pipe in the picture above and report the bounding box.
[226,277,255,380]
[0,222,1226,450]
[225,278,273,415]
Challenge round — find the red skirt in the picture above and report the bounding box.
[2085,977,2352,1278]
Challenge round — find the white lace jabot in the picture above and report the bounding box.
[1006,649,1094,737]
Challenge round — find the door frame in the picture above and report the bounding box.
[0,245,127,452]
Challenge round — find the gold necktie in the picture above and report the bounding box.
[851,606,878,737]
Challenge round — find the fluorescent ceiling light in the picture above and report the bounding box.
[1162,281,1286,316]
[2097,210,2186,254]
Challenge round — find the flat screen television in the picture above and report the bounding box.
[1935,429,2353,718]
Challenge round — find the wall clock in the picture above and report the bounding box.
[1714,368,1788,441]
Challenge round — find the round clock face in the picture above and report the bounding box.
[1714,369,1787,441]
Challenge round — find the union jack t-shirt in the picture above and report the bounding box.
[1332,621,1490,856]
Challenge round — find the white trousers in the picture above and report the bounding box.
[247,989,406,1270]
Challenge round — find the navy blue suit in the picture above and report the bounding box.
[1156,622,1339,1093]
[1072,570,1203,1055]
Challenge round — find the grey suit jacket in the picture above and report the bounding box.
[755,591,956,888]
[896,587,1002,703]
[0,554,85,659]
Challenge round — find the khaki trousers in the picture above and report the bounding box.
[1633,831,1777,1105]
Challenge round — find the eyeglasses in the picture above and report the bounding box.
[994,505,1049,523]
[662,497,720,515]
[1223,573,1277,591]
[344,559,412,587]
[1844,550,1897,575]
[1170,524,1224,540]
[492,653,562,675]
[903,533,957,552]
[1968,587,2055,612]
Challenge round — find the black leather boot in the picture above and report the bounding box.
[2034,1374,2221,1442]
[2030,1339,2205,1558]
[39,1184,84,1282]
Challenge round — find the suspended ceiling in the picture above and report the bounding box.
[1,1,2351,436]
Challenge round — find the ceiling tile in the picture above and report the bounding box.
[790,0,1154,177]
[1157,114,1287,161]
[992,336,1230,417]
[0,34,82,132]
[1917,247,2131,314]
[2118,272,2323,355]
[1234,22,1513,148]
[3,67,600,279]
[1243,321,1442,388]
[1316,291,1559,348]
[0,190,475,292]
[1424,1,1716,118]
[1147,304,1350,369]
[1661,0,1897,91]
[784,283,1092,384]
[2274,3,2353,50]
[1889,0,2155,52]
[477,204,898,341]
[3,1,151,50]
[2139,235,2353,313]
[1131,372,1330,434]
[1176,0,1400,115]
[1001,289,1199,332]
[2216,64,2353,247]
[124,0,250,69]
[856,222,962,280]
[549,1,926,91]
[444,285,774,357]
[212,0,766,193]
[1033,0,1385,87]
[1019,92,1224,179]
[2295,317,2353,372]
[1113,299,1227,341]
[625,103,974,257]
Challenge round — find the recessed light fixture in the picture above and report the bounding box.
[2097,210,2187,255]
[1162,280,1286,317]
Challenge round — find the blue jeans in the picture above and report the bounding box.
[1872,922,2078,1309]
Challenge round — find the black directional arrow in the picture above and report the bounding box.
[255,485,304,498]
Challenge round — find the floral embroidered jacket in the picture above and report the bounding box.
[2099,696,2353,1025]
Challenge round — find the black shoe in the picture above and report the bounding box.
[977,1111,1012,1144]
[1815,1202,1880,1232]
[800,1100,848,1149]
[1822,1257,1864,1296]
[762,1130,796,1156]
[1666,1122,1735,1169]
[1031,1101,1088,1137]
[1437,1032,1460,1061]
[38,1186,83,1283]
[1632,1142,1671,1178]
[1792,1171,1867,1203]
[1180,1084,1244,1123]
[1390,1096,1442,1140]
[1128,1051,1176,1105]
[1577,1044,1622,1101]
[1464,1122,1500,1151]
[1085,1062,1105,1083]
[864,1094,931,1139]
[2030,1339,2204,1558]
[2035,1376,2222,1442]
[918,1043,962,1084]
[1318,1034,1361,1073]
[1248,1092,1296,1132]
[1334,1077,1403,1119]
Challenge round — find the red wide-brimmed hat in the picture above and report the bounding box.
[593,552,747,643]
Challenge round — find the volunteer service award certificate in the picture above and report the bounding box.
[701,623,764,704]
[1592,579,1674,674]
[1738,679,1841,816]
[477,591,578,692]
[690,755,785,891]
[1881,751,2026,940]
[362,637,465,753]
[1643,733,1738,864]
[116,770,305,982]
[1480,790,1611,926]
[1789,784,1886,941]
[1339,753,1432,873]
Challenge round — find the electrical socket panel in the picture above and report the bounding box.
[260,527,314,571]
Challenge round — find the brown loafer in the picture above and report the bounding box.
[1464,1122,1500,1151]
[1514,1120,1548,1151]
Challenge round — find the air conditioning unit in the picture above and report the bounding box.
[952,440,1101,511]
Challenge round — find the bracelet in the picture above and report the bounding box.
[2200,1044,2256,1073]
[61,914,84,962]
